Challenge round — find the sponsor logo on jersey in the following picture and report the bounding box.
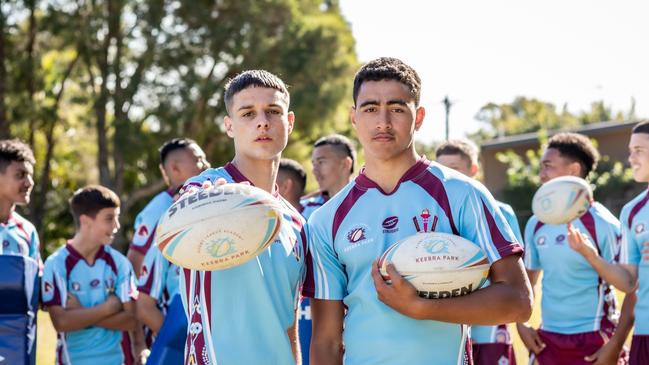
[635,223,645,234]
[382,216,399,233]
[137,225,149,237]
[90,279,101,288]
[2,240,9,248]
[556,234,566,244]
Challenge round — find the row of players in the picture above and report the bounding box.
[0,57,646,365]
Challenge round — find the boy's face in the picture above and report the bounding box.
[0,161,34,205]
[82,207,121,245]
[351,80,424,162]
[311,145,350,193]
[628,133,649,183]
[224,87,294,161]
[539,148,582,183]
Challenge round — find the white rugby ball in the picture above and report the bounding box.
[532,176,593,225]
[156,183,283,271]
[378,232,490,299]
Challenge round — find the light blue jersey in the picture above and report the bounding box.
[179,162,310,365]
[138,246,181,311]
[471,200,523,344]
[300,191,329,220]
[42,243,137,365]
[0,211,41,264]
[524,202,621,334]
[309,157,522,365]
[619,188,649,335]
[130,190,174,255]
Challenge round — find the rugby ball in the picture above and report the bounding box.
[156,183,283,271]
[532,176,593,225]
[378,232,490,299]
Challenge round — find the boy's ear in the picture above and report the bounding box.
[287,112,295,134]
[78,214,91,228]
[224,116,234,138]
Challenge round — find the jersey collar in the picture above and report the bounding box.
[355,155,430,195]
[224,162,280,198]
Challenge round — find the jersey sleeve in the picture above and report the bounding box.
[523,218,541,270]
[620,207,642,266]
[456,185,523,263]
[138,248,165,301]
[130,209,159,254]
[115,257,138,302]
[41,257,65,308]
[308,213,347,300]
[500,203,523,244]
[597,215,622,264]
[28,227,41,267]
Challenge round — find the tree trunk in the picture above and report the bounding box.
[26,0,37,146]
[0,8,8,139]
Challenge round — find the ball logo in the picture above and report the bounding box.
[540,197,553,212]
[347,227,366,243]
[421,239,450,255]
[71,282,81,292]
[205,236,237,258]
[635,223,645,234]
[382,216,399,230]
[90,279,100,288]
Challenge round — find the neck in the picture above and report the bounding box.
[69,232,103,265]
[287,196,302,211]
[363,148,419,193]
[327,177,351,198]
[231,155,279,194]
[0,199,15,224]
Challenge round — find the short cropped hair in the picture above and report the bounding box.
[435,139,480,167]
[547,132,600,178]
[159,138,198,165]
[314,134,357,174]
[632,120,649,135]
[279,159,307,196]
[69,185,120,227]
[0,139,35,173]
[353,57,421,106]
[224,70,290,115]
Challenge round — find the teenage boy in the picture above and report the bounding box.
[177,70,310,365]
[309,57,532,365]
[278,158,308,212]
[518,132,635,364]
[42,185,138,365]
[436,138,522,364]
[301,134,356,219]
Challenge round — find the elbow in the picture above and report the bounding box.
[512,290,533,323]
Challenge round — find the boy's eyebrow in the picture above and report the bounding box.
[387,99,408,106]
[358,100,380,108]
[236,103,285,112]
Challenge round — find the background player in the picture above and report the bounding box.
[436,138,522,364]
[42,185,137,365]
[301,134,356,219]
[309,57,532,365]
[518,132,634,364]
[177,70,310,365]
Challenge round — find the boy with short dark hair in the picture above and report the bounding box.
[42,185,138,365]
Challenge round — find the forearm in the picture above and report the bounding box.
[97,308,137,331]
[585,255,636,293]
[310,341,343,365]
[137,303,164,333]
[609,293,636,347]
[412,281,532,325]
[310,299,344,365]
[288,320,301,365]
[50,305,111,332]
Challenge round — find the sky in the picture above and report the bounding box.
[339,0,649,145]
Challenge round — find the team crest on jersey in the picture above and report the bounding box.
[90,279,100,288]
[635,223,645,234]
[412,209,438,232]
[556,234,566,244]
[536,236,546,246]
[343,224,374,252]
[347,226,367,243]
[2,240,8,248]
[497,356,510,365]
[44,281,53,294]
[105,278,115,289]
[382,216,399,233]
[71,282,81,291]
[494,327,511,343]
[141,265,149,278]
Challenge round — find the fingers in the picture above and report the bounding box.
[371,260,388,292]
[531,333,546,354]
[385,263,405,287]
[215,178,228,186]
